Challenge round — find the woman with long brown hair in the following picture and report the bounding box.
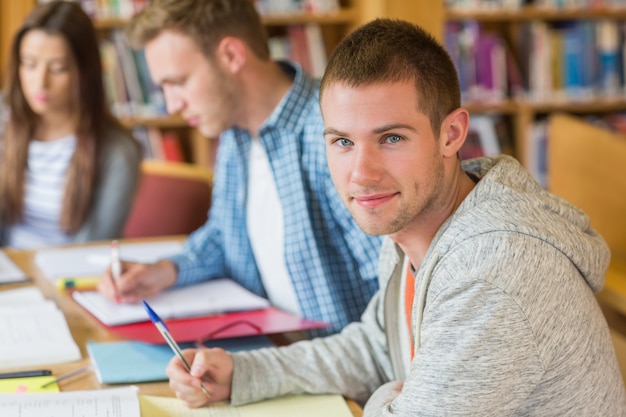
[0,1,141,249]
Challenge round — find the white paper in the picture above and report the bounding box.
[72,278,271,326]
[34,240,183,281]
[0,250,28,283]
[0,287,81,371]
[0,386,140,417]
[0,286,44,305]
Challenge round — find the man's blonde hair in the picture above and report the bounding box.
[126,0,269,60]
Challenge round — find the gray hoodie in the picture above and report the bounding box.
[231,155,626,416]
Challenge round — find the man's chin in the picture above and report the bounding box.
[353,218,391,236]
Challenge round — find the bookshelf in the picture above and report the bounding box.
[416,0,626,185]
[1,0,428,170]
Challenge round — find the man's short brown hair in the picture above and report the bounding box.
[320,18,461,136]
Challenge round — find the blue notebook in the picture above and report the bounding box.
[87,335,274,384]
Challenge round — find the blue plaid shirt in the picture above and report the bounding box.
[168,63,382,335]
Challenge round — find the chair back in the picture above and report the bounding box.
[548,113,626,259]
[123,160,212,238]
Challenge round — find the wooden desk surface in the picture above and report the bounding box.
[2,238,362,417]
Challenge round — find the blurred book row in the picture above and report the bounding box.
[525,112,626,188]
[445,0,626,10]
[269,24,327,78]
[100,30,166,119]
[254,0,340,14]
[132,127,185,162]
[76,0,148,19]
[445,19,626,104]
[101,22,327,120]
[70,0,340,19]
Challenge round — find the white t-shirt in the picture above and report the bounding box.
[8,135,76,249]
[246,139,300,316]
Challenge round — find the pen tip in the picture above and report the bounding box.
[142,300,158,322]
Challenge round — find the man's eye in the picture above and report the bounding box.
[385,135,402,144]
[337,138,353,147]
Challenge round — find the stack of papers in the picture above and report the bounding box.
[0,251,27,284]
[0,287,81,371]
[73,278,271,326]
[0,385,354,417]
[34,240,183,282]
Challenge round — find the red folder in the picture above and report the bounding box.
[99,307,330,344]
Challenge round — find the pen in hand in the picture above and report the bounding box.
[142,300,212,399]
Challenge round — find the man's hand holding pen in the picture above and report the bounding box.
[166,347,234,408]
[97,251,178,304]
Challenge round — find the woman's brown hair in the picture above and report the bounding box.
[0,0,123,233]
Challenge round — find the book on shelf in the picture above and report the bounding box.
[459,115,507,160]
[519,19,626,103]
[446,20,513,103]
[77,0,148,19]
[527,118,549,189]
[269,24,327,78]
[132,127,185,161]
[161,132,185,162]
[255,0,339,14]
[99,29,167,119]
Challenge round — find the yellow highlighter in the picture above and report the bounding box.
[56,276,101,291]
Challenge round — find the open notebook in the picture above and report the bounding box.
[0,287,81,371]
[72,278,270,326]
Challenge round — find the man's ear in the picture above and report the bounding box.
[439,108,470,158]
[216,36,246,74]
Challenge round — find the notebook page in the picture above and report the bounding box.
[72,278,271,326]
[139,393,353,417]
[0,289,81,371]
[0,386,140,417]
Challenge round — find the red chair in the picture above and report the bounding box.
[123,161,213,238]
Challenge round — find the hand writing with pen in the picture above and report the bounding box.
[166,347,234,408]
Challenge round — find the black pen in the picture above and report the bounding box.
[0,370,52,380]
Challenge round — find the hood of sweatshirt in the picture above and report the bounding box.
[433,155,610,294]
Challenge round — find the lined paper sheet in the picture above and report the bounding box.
[0,251,27,284]
[34,240,183,281]
[139,393,354,417]
[0,386,140,417]
[0,287,81,371]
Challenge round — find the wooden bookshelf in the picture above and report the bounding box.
[1,0,425,171]
[411,1,626,174]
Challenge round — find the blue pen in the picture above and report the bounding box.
[142,300,211,399]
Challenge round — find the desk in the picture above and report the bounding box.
[2,238,362,416]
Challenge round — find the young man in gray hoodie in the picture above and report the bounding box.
[165,18,626,416]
